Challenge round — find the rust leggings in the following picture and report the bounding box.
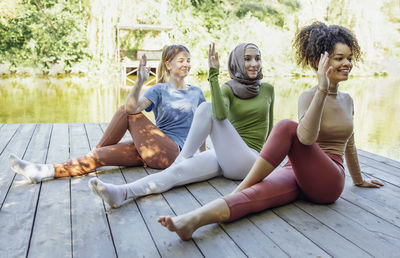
[54,106,179,178]
[224,119,345,222]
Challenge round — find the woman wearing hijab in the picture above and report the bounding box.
[157,22,383,241]
[88,43,275,209]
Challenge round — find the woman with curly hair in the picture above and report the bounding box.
[157,22,384,241]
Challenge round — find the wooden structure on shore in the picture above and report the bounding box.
[1,122,400,257]
[116,24,172,88]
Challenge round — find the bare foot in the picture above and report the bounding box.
[158,215,197,241]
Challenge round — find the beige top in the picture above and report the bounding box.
[297,86,363,185]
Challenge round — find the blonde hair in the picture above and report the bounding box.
[156,45,190,83]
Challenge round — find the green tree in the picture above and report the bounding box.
[0,0,89,73]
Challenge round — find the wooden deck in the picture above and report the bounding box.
[0,123,399,258]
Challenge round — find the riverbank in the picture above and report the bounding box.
[1,75,399,161]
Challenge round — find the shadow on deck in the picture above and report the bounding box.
[0,123,399,257]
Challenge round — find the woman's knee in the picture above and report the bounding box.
[195,102,213,119]
[274,119,298,133]
[222,157,256,180]
[266,119,298,142]
[143,147,179,169]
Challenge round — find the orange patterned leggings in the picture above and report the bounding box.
[54,106,179,178]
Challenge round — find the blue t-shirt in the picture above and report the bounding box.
[143,83,206,149]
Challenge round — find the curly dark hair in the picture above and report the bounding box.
[293,21,361,70]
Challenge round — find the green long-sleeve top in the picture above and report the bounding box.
[208,67,274,152]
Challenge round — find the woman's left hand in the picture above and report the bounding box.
[356,179,384,188]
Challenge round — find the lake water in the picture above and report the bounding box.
[1,75,399,161]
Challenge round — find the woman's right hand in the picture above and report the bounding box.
[317,52,333,92]
[137,54,150,84]
[208,43,220,69]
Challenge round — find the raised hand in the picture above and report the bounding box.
[208,43,220,69]
[137,54,150,84]
[317,52,333,92]
[356,179,384,188]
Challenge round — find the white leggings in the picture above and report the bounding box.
[126,102,258,198]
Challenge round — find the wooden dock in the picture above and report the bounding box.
[0,123,399,257]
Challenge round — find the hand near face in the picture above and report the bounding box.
[317,52,333,92]
[137,54,150,84]
[208,43,220,70]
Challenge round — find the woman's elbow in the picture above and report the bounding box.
[124,104,140,115]
[296,127,318,145]
[297,133,316,145]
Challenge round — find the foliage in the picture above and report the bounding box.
[0,0,399,76]
[0,0,90,74]
[166,0,400,76]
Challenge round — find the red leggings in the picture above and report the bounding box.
[224,119,345,222]
[54,106,179,178]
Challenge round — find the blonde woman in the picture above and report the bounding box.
[10,45,206,182]
[88,42,275,209]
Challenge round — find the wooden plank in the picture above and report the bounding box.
[208,177,330,257]
[28,123,72,258]
[340,176,400,227]
[358,149,400,169]
[329,197,400,241]
[160,183,248,258]
[344,170,400,209]
[360,165,400,187]
[345,166,400,201]
[69,123,116,257]
[101,168,161,258]
[0,123,20,155]
[358,154,400,179]
[296,200,400,257]
[0,124,36,208]
[123,168,203,257]
[0,123,51,257]
[186,180,288,258]
[274,204,371,257]
[85,123,160,258]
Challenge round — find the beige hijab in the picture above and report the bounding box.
[226,43,263,99]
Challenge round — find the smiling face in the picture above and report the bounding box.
[244,46,262,79]
[328,43,353,85]
[165,51,191,79]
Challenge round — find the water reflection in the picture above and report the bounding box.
[1,75,399,161]
[0,77,121,123]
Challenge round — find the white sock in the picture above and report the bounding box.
[9,154,55,183]
[88,178,133,208]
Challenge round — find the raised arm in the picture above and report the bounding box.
[208,43,230,120]
[124,54,152,114]
[297,52,332,145]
